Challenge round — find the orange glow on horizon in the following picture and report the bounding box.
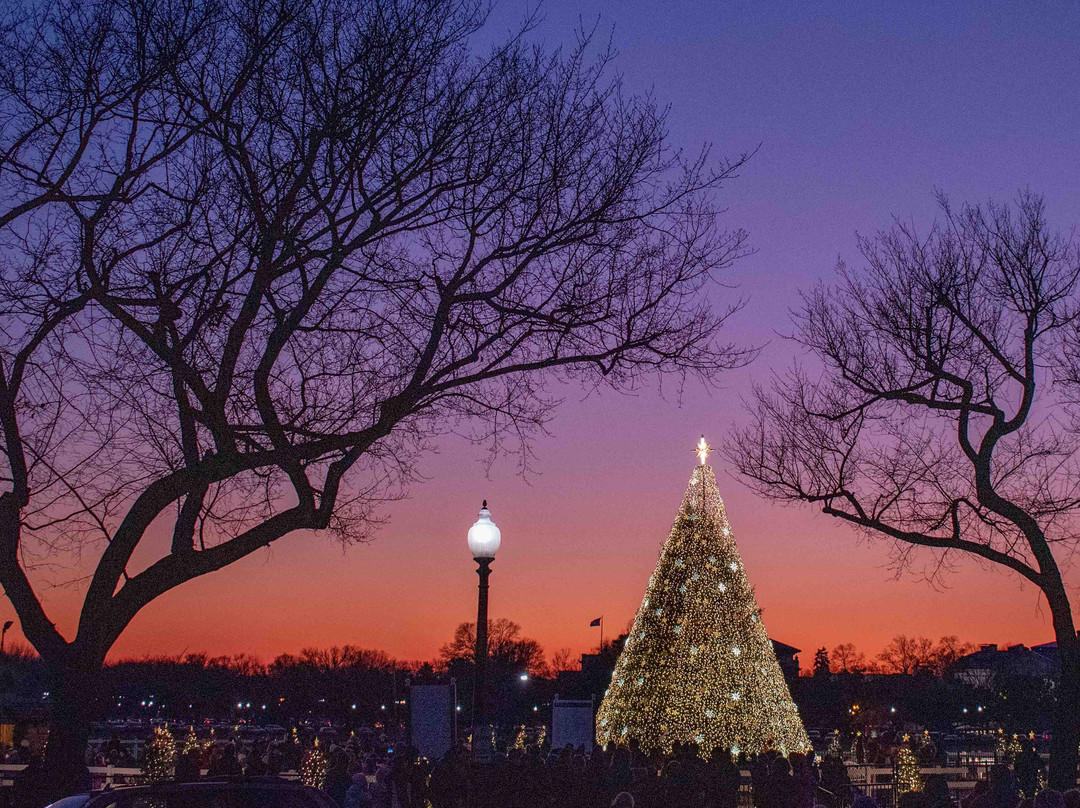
[11,414,1064,673]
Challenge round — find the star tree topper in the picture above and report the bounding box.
[695,435,712,465]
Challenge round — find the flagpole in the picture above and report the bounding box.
[600,615,604,653]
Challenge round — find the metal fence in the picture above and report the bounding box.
[0,765,304,791]
[730,766,985,808]
[0,761,1035,803]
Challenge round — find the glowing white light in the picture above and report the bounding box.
[718,583,727,592]
[467,502,501,559]
[732,646,741,656]
[696,435,712,464]
[729,561,738,571]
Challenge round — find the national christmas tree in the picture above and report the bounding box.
[596,437,811,757]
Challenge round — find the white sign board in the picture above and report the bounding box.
[409,684,456,760]
[551,698,594,753]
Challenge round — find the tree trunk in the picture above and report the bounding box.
[1047,585,1080,790]
[27,659,103,808]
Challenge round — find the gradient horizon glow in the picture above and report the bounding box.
[13,2,1080,669]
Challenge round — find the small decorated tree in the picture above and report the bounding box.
[181,727,200,756]
[143,726,176,783]
[827,731,843,760]
[300,740,329,789]
[896,735,923,795]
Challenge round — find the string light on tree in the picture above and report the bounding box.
[300,739,329,789]
[826,731,842,760]
[595,437,811,757]
[142,725,176,783]
[181,726,201,756]
[896,735,923,794]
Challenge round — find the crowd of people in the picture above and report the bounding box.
[286,733,1058,808]
[308,736,1072,808]
[4,728,1075,808]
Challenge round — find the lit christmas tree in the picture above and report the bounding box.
[142,725,176,782]
[827,731,843,759]
[596,437,811,757]
[896,734,923,794]
[300,740,329,789]
[181,726,200,756]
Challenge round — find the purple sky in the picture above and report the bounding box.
[32,2,1080,667]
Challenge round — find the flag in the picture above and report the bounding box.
[589,617,602,627]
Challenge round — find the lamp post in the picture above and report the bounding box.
[0,621,12,655]
[467,501,501,751]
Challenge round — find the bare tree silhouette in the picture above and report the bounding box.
[730,192,1080,787]
[0,0,752,796]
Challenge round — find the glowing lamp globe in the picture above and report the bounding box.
[468,500,501,560]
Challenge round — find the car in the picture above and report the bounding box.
[46,778,338,808]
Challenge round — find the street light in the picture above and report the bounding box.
[468,501,501,741]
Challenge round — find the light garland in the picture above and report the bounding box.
[596,451,811,757]
[143,725,176,783]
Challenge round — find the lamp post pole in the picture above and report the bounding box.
[466,500,501,761]
[473,558,492,722]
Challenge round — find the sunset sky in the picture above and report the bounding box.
[16,2,1080,670]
